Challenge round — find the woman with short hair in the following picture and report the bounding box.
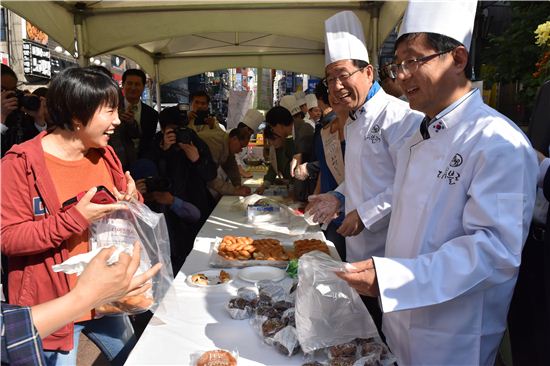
[1,67,141,365]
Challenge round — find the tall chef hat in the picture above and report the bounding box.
[305,94,318,110]
[241,109,264,131]
[324,11,369,66]
[398,0,477,51]
[294,91,306,106]
[279,95,301,116]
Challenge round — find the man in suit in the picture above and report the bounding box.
[110,69,158,169]
[266,102,314,202]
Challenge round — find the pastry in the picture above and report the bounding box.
[261,318,286,337]
[294,239,330,257]
[227,297,249,310]
[218,270,231,283]
[196,350,237,366]
[329,342,357,359]
[191,273,209,286]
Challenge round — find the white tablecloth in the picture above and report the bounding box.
[125,196,333,365]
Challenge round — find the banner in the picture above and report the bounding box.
[226,90,254,130]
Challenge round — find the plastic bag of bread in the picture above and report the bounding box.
[295,251,379,354]
[89,199,174,315]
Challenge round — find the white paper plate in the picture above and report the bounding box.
[238,266,286,283]
[186,270,233,287]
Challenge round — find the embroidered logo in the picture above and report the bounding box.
[365,124,381,143]
[33,197,47,216]
[437,153,463,185]
[449,153,463,167]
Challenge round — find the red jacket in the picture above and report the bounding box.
[1,131,128,351]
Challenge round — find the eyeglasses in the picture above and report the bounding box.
[386,48,455,79]
[323,67,365,87]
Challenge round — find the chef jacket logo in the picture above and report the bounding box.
[365,124,381,143]
[449,153,463,167]
[437,154,463,185]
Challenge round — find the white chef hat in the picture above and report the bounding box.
[398,0,477,51]
[241,109,264,131]
[305,94,318,110]
[279,95,301,116]
[294,91,306,106]
[324,11,369,66]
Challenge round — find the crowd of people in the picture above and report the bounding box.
[1,0,549,365]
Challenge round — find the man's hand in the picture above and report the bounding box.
[187,110,197,123]
[179,142,200,162]
[150,191,175,206]
[1,90,18,124]
[234,186,252,196]
[22,96,47,127]
[337,209,365,237]
[162,128,177,151]
[306,193,341,224]
[293,162,309,181]
[74,243,162,307]
[290,154,302,178]
[336,258,379,297]
[135,179,147,195]
[239,165,253,178]
[119,105,136,124]
[205,116,216,129]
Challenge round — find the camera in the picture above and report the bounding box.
[144,176,172,192]
[13,90,41,112]
[174,127,193,145]
[194,109,210,125]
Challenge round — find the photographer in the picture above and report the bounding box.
[1,64,45,157]
[144,106,218,270]
[187,90,224,133]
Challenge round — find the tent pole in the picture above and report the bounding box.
[255,68,262,109]
[74,14,87,67]
[370,5,380,72]
[154,58,162,113]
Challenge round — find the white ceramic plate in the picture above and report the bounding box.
[238,266,286,283]
[186,270,233,287]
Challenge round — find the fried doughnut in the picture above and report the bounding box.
[196,350,237,366]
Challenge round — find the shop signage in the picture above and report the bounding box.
[22,40,51,78]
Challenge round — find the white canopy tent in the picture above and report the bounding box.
[4,1,406,105]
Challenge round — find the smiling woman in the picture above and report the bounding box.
[1,66,142,365]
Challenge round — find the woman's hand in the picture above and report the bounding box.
[113,171,139,201]
[74,187,126,222]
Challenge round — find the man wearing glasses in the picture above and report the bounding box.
[306,10,421,332]
[337,1,538,364]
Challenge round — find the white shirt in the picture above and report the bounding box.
[374,89,538,365]
[335,89,422,262]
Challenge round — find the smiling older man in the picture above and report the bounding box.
[306,10,422,333]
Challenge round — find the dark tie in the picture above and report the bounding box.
[420,115,431,140]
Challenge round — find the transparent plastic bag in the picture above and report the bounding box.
[295,251,379,354]
[89,199,174,315]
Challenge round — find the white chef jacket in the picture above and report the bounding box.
[335,88,422,262]
[373,89,538,365]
